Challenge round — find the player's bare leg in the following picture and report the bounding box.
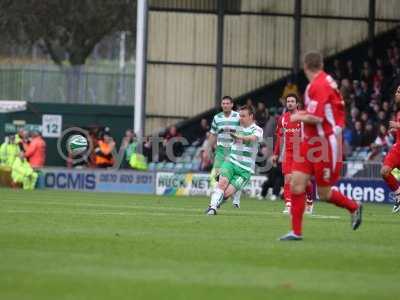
[381,165,400,212]
[282,174,292,214]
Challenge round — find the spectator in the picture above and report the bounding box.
[360,111,369,124]
[194,118,210,146]
[363,122,377,147]
[281,77,299,99]
[24,131,46,168]
[367,143,384,162]
[375,124,392,152]
[163,126,183,161]
[143,136,153,163]
[345,60,358,80]
[246,98,254,107]
[263,107,276,138]
[11,151,38,190]
[349,107,360,126]
[255,102,267,128]
[259,145,284,200]
[0,135,20,168]
[377,110,388,124]
[351,121,364,148]
[199,144,212,172]
[120,129,136,169]
[95,133,115,168]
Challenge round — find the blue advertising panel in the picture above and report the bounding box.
[39,168,155,194]
[335,179,394,204]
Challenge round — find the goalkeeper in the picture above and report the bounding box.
[203,96,241,208]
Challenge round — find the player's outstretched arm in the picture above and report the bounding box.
[290,113,322,124]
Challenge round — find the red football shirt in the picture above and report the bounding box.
[395,111,400,145]
[303,71,343,139]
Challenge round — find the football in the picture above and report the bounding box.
[67,134,88,156]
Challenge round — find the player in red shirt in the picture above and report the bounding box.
[279,51,362,241]
[381,85,400,212]
[272,94,314,214]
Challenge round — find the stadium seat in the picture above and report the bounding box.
[183,163,193,172]
[156,162,165,170]
[164,162,175,171]
[174,163,185,172]
[148,162,156,171]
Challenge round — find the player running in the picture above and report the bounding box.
[206,105,263,215]
[279,51,362,241]
[272,94,314,214]
[381,85,400,212]
[204,96,241,208]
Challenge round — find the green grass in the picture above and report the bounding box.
[0,189,399,300]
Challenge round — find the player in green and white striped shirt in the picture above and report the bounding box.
[204,96,242,207]
[206,105,263,215]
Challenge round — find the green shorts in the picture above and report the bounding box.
[213,145,231,170]
[220,160,251,191]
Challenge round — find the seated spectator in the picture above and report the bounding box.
[366,143,384,162]
[11,151,38,190]
[377,110,388,124]
[24,131,46,168]
[351,121,364,148]
[95,133,115,168]
[194,118,210,146]
[163,126,183,161]
[374,124,393,151]
[363,122,377,147]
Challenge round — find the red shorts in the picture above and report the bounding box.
[383,145,400,169]
[282,152,293,175]
[292,135,342,186]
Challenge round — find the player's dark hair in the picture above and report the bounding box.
[239,104,255,117]
[285,93,299,103]
[222,95,233,103]
[304,51,323,71]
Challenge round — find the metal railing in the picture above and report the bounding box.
[342,161,383,179]
[0,65,135,105]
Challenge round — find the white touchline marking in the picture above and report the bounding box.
[0,200,341,219]
[309,214,341,219]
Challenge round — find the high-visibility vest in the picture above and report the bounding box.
[0,143,20,167]
[95,141,115,166]
[129,153,147,170]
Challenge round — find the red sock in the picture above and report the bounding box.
[291,192,306,236]
[382,173,400,192]
[329,189,358,213]
[284,182,291,204]
[305,182,313,204]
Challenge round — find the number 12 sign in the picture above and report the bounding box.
[42,114,63,138]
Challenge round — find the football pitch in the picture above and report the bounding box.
[1,189,399,300]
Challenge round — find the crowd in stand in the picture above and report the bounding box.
[331,34,400,161]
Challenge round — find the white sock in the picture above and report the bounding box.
[232,190,241,205]
[210,188,224,209]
